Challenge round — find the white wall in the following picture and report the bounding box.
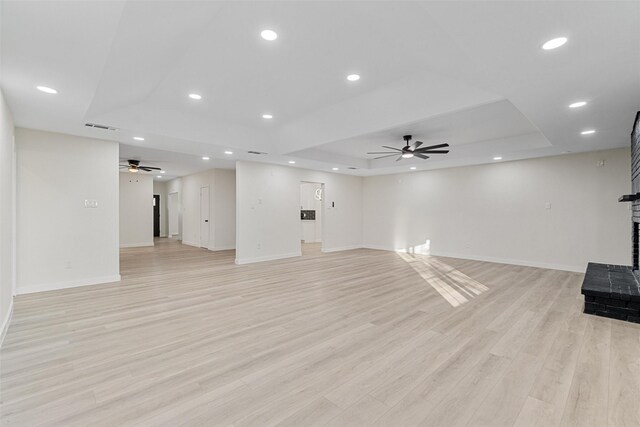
[119,173,153,247]
[213,169,236,250]
[170,169,235,251]
[300,182,323,243]
[0,89,16,345]
[16,128,120,293]
[167,177,182,239]
[363,148,631,272]
[153,180,169,237]
[236,161,362,264]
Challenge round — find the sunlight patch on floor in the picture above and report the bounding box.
[397,251,489,307]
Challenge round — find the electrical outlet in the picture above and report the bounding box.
[545,202,551,209]
[597,160,605,167]
[257,243,261,250]
[84,199,98,208]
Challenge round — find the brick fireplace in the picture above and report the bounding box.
[581,111,640,323]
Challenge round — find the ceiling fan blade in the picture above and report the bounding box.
[395,154,404,162]
[416,149,449,154]
[410,140,423,150]
[419,143,450,151]
[139,167,153,172]
[367,151,398,154]
[373,154,399,159]
[414,153,430,160]
[139,166,162,170]
[382,145,402,151]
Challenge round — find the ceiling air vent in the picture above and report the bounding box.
[85,122,118,131]
[348,167,357,170]
[247,150,268,155]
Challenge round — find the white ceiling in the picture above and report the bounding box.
[1,1,639,177]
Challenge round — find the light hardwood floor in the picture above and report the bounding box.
[1,240,639,426]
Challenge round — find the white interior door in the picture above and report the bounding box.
[200,186,210,248]
[168,192,179,236]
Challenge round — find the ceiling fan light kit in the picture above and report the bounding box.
[120,159,162,173]
[367,135,450,161]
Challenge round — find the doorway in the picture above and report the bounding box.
[200,186,210,248]
[153,195,160,237]
[300,181,324,255]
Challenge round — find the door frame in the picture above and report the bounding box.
[153,194,160,237]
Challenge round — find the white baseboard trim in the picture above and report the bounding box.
[321,245,363,253]
[16,274,122,295]
[362,245,584,273]
[120,242,154,248]
[209,245,235,251]
[362,244,393,252]
[0,299,13,348]
[235,251,302,265]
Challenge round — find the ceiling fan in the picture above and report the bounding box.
[367,135,450,161]
[119,159,162,173]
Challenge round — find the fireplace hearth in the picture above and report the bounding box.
[582,263,640,323]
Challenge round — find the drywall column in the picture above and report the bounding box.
[0,89,16,344]
[167,178,182,239]
[15,128,120,294]
[235,161,362,264]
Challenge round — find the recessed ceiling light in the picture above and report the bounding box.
[401,153,414,159]
[542,37,568,50]
[569,101,587,108]
[262,114,273,119]
[410,166,417,170]
[202,156,210,160]
[288,160,296,164]
[160,170,165,174]
[36,86,57,94]
[189,93,202,100]
[261,30,278,41]
[493,156,503,161]
[332,167,339,171]
[581,130,596,135]
[156,175,162,178]
[224,151,233,155]
[133,137,144,141]
[346,74,360,82]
